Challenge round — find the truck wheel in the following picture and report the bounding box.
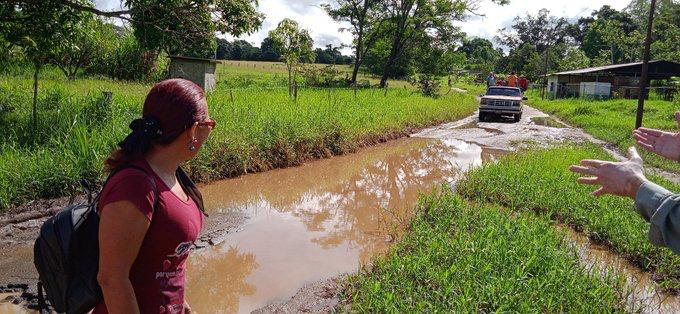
[479,112,486,122]
[513,114,521,122]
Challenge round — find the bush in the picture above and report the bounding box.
[86,31,168,82]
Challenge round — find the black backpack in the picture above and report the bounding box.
[33,165,205,314]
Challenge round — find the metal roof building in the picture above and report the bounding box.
[546,60,680,100]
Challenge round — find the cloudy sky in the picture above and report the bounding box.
[94,0,629,54]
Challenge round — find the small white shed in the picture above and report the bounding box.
[168,56,218,92]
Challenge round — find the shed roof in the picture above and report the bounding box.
[549,60,680,79]
[169,55,219,63]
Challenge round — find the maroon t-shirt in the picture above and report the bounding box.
[93,160,204,314]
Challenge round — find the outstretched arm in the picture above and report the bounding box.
[569,147,680,254]
[633,111,680,162]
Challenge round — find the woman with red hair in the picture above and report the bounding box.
[94,78,215,314]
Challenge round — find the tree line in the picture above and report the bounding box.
[2,0,678,90]
[215,38,354,65]
[482,1,680,81]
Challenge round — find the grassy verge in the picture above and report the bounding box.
[343,190,626,312]
[0,76,478,211]
[527,92,680,174]
[457,144,680,291]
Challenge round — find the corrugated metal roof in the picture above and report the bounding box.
[549,60,665,76]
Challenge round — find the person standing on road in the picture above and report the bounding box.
[94,78,216,313]
[570,112,680,254]
[507,72,518,88]
[519,76,529,92]
[486,72,496,88]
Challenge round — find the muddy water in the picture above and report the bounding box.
[561,227,680,313]
[185,137,503,313]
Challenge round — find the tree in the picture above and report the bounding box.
[48,16,111,80]
[322,0,387,84]
[457,37,501,74]
[377,0,508,88]
[269,18,315,97]
[126,0,264,57]
[216,38,233,59]
[259,36,281,61]
[3,0,265,58]
[561,47,590,71]
[496,9,571,55]
[0,0,89,127]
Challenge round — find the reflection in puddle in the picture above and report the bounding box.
[185,138,503,313]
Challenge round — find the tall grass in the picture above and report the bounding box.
[0,76,478,210]
[457,144,680,291]
[527,92,680,174]
[344,190,626,312]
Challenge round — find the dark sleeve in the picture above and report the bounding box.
[635,181,680,254]
[99,170,155,221]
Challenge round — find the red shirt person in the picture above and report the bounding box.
[519,77,529,91]
[94,79,215,314]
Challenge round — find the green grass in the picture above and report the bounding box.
[457,144,680,291]
[527,92,680,174]
[217,60,413,88]
[343,190,627,312]
[0,72,478,210]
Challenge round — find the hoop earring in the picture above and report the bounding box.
[188,139,197,152]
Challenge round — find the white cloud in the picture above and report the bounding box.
[458,0,629,45]
[95,0,630,55]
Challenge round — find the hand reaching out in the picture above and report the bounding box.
[633,111,680,162]
[569,147,648,199]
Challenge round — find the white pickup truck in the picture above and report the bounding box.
[479,86,527,122]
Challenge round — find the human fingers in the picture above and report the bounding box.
[591,187,607,197]
[628,147,643,164]
[577,176,600,185]
[635,140,655,153]
[636,127,663,137]
[633,132,657,147]
[569,165,597,175]
[580,159,607,168]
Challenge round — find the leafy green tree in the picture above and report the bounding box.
[48,16,112,80]
[377,0,508,88]
[269,18,315,97]
[561,47,590,71]
[496,9,570,55]
[259,36,281,61]
[322,0,387,84]
[0,0,90,126]
[4,0,265,58]
[126,0,264,57]
[458,37,501,75]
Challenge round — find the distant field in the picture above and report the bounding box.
[217,60,413,88]
[0,68,477,210]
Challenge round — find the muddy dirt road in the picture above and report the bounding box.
[0,106,677,313]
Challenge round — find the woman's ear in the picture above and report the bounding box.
[188,122,198,140]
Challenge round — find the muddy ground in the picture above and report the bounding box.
[0,105,677,312]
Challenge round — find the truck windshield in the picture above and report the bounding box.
[486,88,521,97]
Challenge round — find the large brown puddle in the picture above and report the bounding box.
[184,137,503,313]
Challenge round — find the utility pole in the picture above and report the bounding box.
[635,0,657,129]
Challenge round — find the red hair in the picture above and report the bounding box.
[106,78,207,170]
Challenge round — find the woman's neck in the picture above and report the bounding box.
[145,148,183,177]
